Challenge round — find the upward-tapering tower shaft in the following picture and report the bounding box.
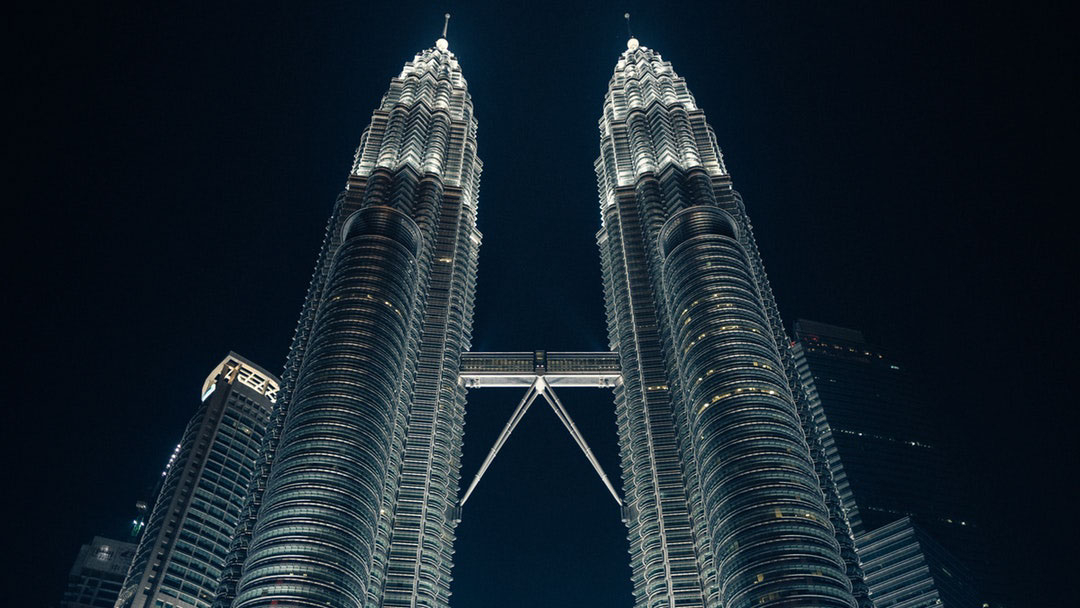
[216,38,480,608]
[597,39,862,608]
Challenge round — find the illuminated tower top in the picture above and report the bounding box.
[350,22,480,202]
[596,38,728,207]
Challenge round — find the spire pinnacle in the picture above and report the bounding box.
[436,13,450,51]
[624,13,639,50]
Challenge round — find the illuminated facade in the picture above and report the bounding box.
[206,32,878,608]
[214,33,481,608]
[115,354,279,608]
[595,39,866,607]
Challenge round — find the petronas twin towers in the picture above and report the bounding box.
[211,30,867,608]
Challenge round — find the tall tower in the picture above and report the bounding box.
[215,28,481,608]
[115,353,279,608]
[790,319,994,603]
[595,37,865,608]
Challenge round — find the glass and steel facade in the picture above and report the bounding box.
[595,40,865,608]
[791,319,993,603]
[215,38,481,608]
[200,34,893,608]
[856,517,979,608]
[115,354,278,608]
[791,320,967,535]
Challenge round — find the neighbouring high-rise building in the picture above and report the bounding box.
[115,354,279,608]
[211,30,870,608]
[856,517,980,608]
[791,319,998,605]
[791,320,975,537]
[61,536,136,608]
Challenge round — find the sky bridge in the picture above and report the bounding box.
[458,351,625,511]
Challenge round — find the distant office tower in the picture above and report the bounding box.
[61,537,136,608]
[214,31,481,608]
[790,320,995,598]
[115,354,279,608]
[857,518,980,608]
[791,320,970,535]
[595,39,864,607]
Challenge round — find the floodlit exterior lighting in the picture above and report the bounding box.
[210,33,871,608]
[595,43,865,607]
[216,39,482,608]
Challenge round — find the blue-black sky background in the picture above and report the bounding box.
[8,1,1076,605]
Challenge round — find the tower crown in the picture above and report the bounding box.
[596,42,726,197]
[201,351,280,403]
[351,40,480,198]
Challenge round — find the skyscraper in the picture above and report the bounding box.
[212,30,869,608]
[215,30,481,608]
[115,353,279,608]
[790,319,995,603]
[856,517,980,608]
[61,536,136,608]
[593,37,866,608]
[791,320,973,536]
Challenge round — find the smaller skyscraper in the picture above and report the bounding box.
[114,353,278,608]
[61,536,137,608]
[857,517,979,608]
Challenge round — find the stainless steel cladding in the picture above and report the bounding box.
[232,208,421,608]
[216,38,481,608]
[597,40,861,608]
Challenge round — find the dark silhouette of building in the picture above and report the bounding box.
[61,536,136,608]
[791,319,996,605]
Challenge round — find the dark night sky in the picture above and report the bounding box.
[8,1,1076,606]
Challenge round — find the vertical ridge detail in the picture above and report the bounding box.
[215,42,481,608]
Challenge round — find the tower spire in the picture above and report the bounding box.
[436,13,450,51]
[624,13,639,50]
